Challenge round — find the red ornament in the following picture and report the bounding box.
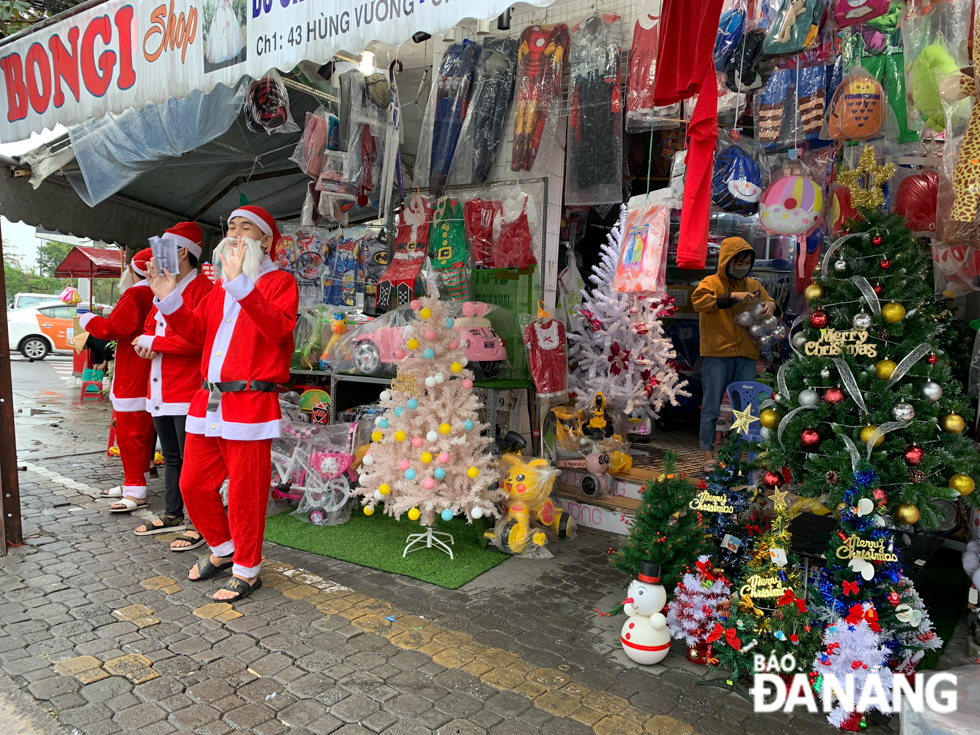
[801,428,821,448]
[872,235,883,246]
[872,487,888,508]
[810,310,829,329]
[904,445,924,466]
[887,591,901,606]
[872,283,883,295]
[927,354,937,365]
[823,387,845,405]
[763,471,782,489]
[880,259,891,270]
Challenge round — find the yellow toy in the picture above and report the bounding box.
[485,454,575,554]
[319,312,348,367]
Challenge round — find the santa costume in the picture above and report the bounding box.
[136,223,213,533]
[155,206,297,593]
[80,248,156,505]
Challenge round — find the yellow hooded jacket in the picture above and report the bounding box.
[692,237,773,359]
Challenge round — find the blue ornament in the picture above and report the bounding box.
[434,468,446,480]
[404,469,416,480]
[407,399,418,410]
[440,509,453,522]
[444,318,454,328]
[423,348,435,360]
[378,419,389,429]
[394,407,404,417]
[463,420,474,431]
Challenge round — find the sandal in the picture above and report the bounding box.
[135,515,186,536]
[188,555,233,582]
[170,531,206,552]
[99,486,124,499]
[213,576,262,602]
[108,498,147,513]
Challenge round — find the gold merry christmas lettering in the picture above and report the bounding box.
[739,574,791,599]
[689,491,735,514]
[804,329,878,358]
[835,535,898,563]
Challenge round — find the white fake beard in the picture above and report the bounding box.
[215,237,265,283]
[118,267,137,293]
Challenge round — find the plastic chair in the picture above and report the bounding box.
[725,380,773,442]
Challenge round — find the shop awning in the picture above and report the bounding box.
[53,245,123,278]
[0,0,553,143]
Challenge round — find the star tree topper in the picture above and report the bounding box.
[836,145,896,210]
[731,406,759,435]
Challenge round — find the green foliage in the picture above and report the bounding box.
[35,241,72,278]
[3,261,64,298]
[611,450,706,594]
[762,208,980,527]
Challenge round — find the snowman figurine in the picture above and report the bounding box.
[620,561,671,665]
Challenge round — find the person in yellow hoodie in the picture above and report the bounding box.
[692,237,774,471]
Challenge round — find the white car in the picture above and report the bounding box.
[7,300,76,360]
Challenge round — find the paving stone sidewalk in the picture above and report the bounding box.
[1,449,934,735]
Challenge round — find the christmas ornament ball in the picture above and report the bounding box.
[800,428,821,448]
[748,323,765,338]
[364,506,375,516]
[407,338,419,350]
[875,359,897,380]
[950,474,976,495]
[834,259,848,272]
[763,471,782,488]
[895,503,920,525]
[423,478,435,490]
[940,413,966,434]
[859,718,869,731]
[927,354,938,365]
[881,302,906,324]
[440,509,453,521]
[371,431,382,442]
[872,234,883,246]
[762,316,780,330]
[463,420,474,431]
[421,452,433,464]
[835,502,847,518]
[804,283,825,301]
[412,436,424,448]
[379,390,391,401]
[394,430,406,442]
[750,302,768,320]
[792,332,807,350]
[462,379,473,389]
[419,307,432,319]
[378,483,390,495]
[425,377,436,388]
[404,469,416,480]
[407,398,419,410]
[427,431,438,442]
[861,425,884,447]
[880,259,891,270]
[471,506,484,519]
[872,283,883,295]
[467,467,479,479]
[423,348,435,360]
[451,362,463,373]
[760,409,780,429]
[921,381,942,402]
[434,468,446,479]
[439,423,452,435]
[892,402,915,423]
[904,445,924,465]
[824,387,845,405]
[735,311,755,328]
[820,366,832,379]
[853,312,873,330]
[810,310,829,329]
[798,388,820,406]
[408,508,421,521]
[362,454,374,466]
[424,330,436,341]
[438,452,450,463]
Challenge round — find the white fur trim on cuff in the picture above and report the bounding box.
[210,540,235,558]
[233,563,262,578]
[78,312,96,329]
[229,209,272,235]
[223,273,255,301]
[137,335,155,351]
[156,289,184,315]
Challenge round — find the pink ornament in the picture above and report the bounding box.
[423,478,435,490]
[424,330,436,341]
[438,452,450,464]
[462,302,477,317]
[398,460,410,471]
[462,379,473,390]
[412,437,424,448]
[410,300,421,311]
[448,339,459,350]
[394,349,406,360]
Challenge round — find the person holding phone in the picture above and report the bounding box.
[692,237,775,472]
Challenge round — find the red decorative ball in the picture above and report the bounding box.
[823,387,845,405]
[810,310,829,329]
[872,235,884,246]
[880,259,891,270]
[872,284,883,296]
[801,428,821,448]
[872,487,888,508]
[904,445,924,466]
[927,354,937,365]
[763,471,782,489]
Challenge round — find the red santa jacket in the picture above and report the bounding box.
[136,271,213,417]
[156,258,297,441]
[79,281,155,412]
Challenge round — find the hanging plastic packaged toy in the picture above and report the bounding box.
[626,13,681,132]
[612,192,670,297]
[244,70,299,134]
[711,135,763,215]
[429,40,481,188]
[725,28,767,92]
[291,110,329,179]
[758,175,824,235]
[894,169,939,236]
[512,24,569,172]
[832,0,888,28]
[714,5,745,71]
[762,0,823,58]
[824,63,887,141]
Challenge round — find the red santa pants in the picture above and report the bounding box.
[180,433,272,578]
[116,410,155,499]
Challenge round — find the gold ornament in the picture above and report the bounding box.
[804,284,824,302]
[770,486,789,509]
[881,302,906,324]
[949,474,976,495]
[860,424,884,447]
[760,409,780,429]
[940,413,966,434]
[875,358,897,380]
[835,145,897,210]
[390,374,419,397]
[731,406,760,435]
[895,503,921,525]
[835,502,847,518]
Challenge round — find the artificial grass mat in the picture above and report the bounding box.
[264,509,509,589]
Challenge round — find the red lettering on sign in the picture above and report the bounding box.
[115,6,136,89]
[143,1,198,64]
[0,54,27,122]
[25,43,51,113]
[81,16,115,97]
[49,28,80,107]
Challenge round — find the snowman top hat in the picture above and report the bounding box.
[637,561,662,585]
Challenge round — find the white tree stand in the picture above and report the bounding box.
[403,526,455,559]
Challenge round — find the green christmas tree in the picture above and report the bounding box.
[699,432,756,573]
[611,451,706,596]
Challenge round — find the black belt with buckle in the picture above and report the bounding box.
[203,380,278,411]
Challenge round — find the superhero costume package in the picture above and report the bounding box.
[291,109,330,179]
[512,23,569,174]
[358,234,392,316]
[626,13,681,132]
[612,191,671,298]
[376,193,432,313]
[414,40,481,189]
[565,13,624,207]
[427,197,472,301]
[344,72,389,204]
[447,38,518,186]
[278,223,328,307]
[323,228,369,308]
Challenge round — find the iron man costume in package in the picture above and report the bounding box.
[512,24,569,172]
[376,194,431,312]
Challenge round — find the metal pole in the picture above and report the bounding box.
[0,217,24,550]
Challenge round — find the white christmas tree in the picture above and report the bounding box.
[568,204,689,419]
[355,297,504,557]
[813,603,894,731]
[666,556,732,649]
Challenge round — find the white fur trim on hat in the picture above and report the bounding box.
[131,261,147,277]
[229,208,272,236]
[165,232,202,258]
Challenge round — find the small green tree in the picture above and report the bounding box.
[35,241,73,278]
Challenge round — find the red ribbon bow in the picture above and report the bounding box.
[776,589,807,613]
[842,580,859,597]
[696,559,717,582]
[845,604,882,633]
[706,622,741,651]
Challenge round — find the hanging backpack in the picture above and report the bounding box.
[832,0,889,29]
[711,146,763,215]
[725,29,767,93]
[763,0,823,57]
[714,9,745,71]
[825,66,886,140]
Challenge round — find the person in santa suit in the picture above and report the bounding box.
[130,223,214,550]
[81,248,157,511]
[147,205,297,602]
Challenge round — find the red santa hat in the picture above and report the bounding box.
[228,205,281,256]
[131,247,153,277]
[165,221,203,258]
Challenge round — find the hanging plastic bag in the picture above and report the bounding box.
[59,285,81,305]
[626,13,681,131]
[427,196,472,300]
[613,191,671,297]
[758,173,824,235]
[521,310,568,404]
[463,198,500,268]
[832,0,888,29]
[714,6,745,71]
[496,195,538,270]
[345,72,388,204]
[291,109,330,179]
[762,0,822,58]
[711,133,764,215]
[669,149,687,200]
[893,168,939,236]
[756,65,827,147]
[244,70,299,134]
[725,28,767,93]
[376,193,431,312]
[823,62,887,141]
[323,229,362,308]
[512,24,569,174]
[932,243,980,298]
